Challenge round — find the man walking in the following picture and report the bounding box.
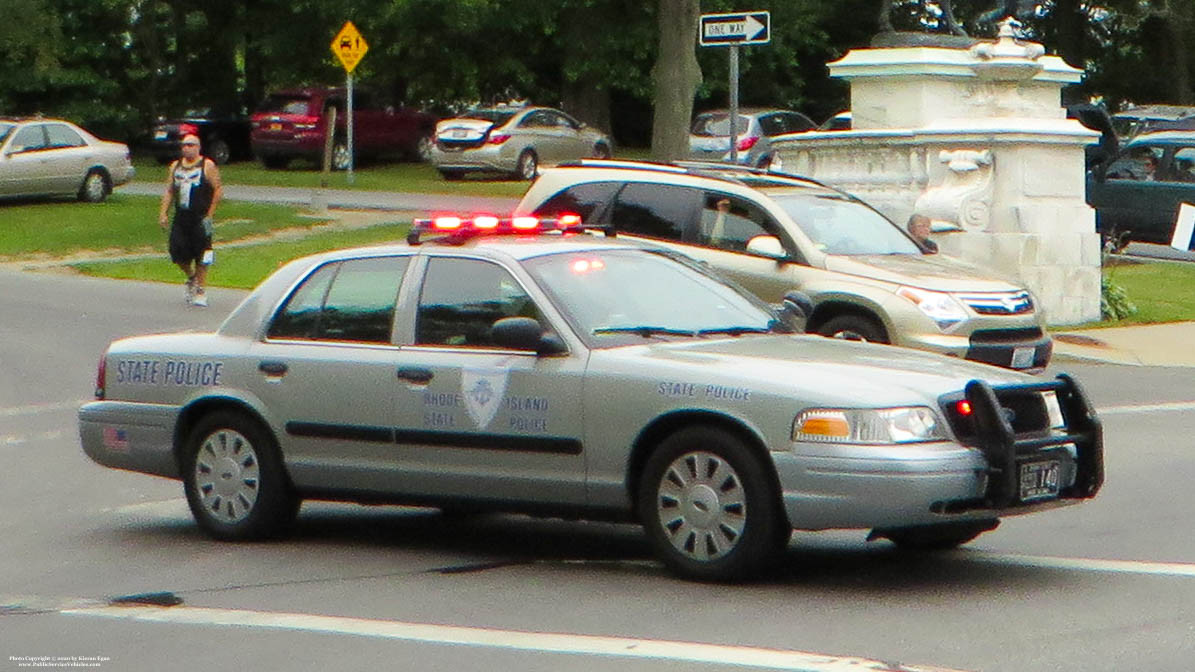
[158,133,222,307]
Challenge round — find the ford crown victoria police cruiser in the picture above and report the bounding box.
[79,216,1103,582]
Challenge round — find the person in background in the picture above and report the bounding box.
[158,133,222,307]
[907,213,938,253]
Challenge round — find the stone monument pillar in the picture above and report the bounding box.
[773,19,1100,325]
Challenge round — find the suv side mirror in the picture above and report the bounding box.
[491,317,567,355]
[745,235,787,259]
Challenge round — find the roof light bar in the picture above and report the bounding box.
[407,214,602,245]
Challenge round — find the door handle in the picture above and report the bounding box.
[258,361,288,376]
[396,367,434,383]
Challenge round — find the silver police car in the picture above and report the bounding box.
[78,216,1103,582]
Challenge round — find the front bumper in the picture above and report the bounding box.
[774,374,1102,531]
[78,401,180,479]
[895,324,1052,370]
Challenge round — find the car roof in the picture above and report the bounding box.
[543,159,844,197]
[1125,130,1195,145]
[695,108,798,117]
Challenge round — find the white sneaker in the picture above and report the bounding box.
[184,277,195,304]
[192,290,208,308]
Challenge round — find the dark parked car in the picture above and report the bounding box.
[250,87,436,170]
[150,105,252,165]
[1087,131,1195,248]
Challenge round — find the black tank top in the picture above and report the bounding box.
[171,158,214,216]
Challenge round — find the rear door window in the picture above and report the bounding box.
[268,256,410,343]
[44,124,85,148]
[610,183,702,242]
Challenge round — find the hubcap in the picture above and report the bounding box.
[655,451,746,562]
[520,155,536,179]
[332,145,350,170]
[85,174,104,201]
[194,429,260,524]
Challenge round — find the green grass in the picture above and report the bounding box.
[0,194,328,259]
[72,219,413,289]
[133,157,529,199]
[1088,258,1195,327]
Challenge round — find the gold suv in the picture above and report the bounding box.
[516,160,1051,370]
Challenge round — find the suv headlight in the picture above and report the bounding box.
[793,407,946,444]
[896,286,969,331]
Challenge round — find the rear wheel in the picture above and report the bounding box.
[815,314,888,343]
[182,410,299,541]
[593,142,612,159]
[412,134,434,162]
[516,150,538,180]
[78,169,109,203]
[331,140,351,171]
[208,138,231,165]
[638,426,786,582]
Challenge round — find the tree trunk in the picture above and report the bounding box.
[650,0,701,161]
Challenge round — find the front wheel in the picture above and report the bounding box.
[815,314,888,343]
[182,410,299,541]
[638,426,787,582]
[207,138,231,165]
[516,150,538,180]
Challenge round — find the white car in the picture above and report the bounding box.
[0,117,135,203]
[430,104,611,180]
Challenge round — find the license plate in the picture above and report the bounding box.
[153,130,167,140]
[452,129,469,138]
[1019,460,1060,501]
[1011,346,1035,368]
[270,123,282,131]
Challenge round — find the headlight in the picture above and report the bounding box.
[896,286,969,331]
[792,407,946,444]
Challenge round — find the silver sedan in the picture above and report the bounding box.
[430,105,611,180]
[78,217,1103,582]
[0,117,135,203]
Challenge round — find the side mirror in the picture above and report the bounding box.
[781,290,813,321]
[745,235,787,259]
[490,317,567,355]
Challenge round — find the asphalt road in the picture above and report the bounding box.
[4,268,1195,672]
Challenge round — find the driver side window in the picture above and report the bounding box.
[416,258,546,349]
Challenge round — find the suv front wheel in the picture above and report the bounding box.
[815,314,888,343]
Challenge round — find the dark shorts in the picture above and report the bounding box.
[169,211,211,264]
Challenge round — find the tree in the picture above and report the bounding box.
[650,0,701,160]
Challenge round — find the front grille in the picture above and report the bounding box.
[958,291,1034,315]
[969,327,1045,344]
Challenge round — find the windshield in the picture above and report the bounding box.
[522,248,779,348]
[770,191,922,255]
[463,108,518,125]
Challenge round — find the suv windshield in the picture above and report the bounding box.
[769,191,922,255]
[463,108,518,125]
[522,249,778,346]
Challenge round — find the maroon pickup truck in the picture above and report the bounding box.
[250,87,435,169]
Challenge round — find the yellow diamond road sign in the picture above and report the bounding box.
[332,21,368,73]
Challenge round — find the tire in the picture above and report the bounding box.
[815,314,888,343]
[439,169,464,181]
[331,140,351,171]
[638,426,787,582]
[412,134,434,162]
[78,169,109,203]
[208,138,231,165]
[260,155,289,169]
[593,142,612,159]
[875,520,998,551]
[181,410,299,541]
[516,150,538,180]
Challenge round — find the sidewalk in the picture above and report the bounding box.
[1052,322,1195,367]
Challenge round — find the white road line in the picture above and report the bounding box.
[1,429,69,446]
[0,400,87,417]
[60,605,963,672]
[1095,401,1195,416]
[969,552,1195,578]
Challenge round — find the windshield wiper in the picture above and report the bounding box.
[697,326,773,336]
[592,326,698,338]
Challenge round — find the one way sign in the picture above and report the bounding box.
[699,11,770,47]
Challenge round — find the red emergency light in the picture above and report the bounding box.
[408,213,598,245]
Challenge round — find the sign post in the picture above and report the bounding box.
[699,11,770,165]
[331,21,368,184]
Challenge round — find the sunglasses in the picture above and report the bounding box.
[181,142,199,147]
